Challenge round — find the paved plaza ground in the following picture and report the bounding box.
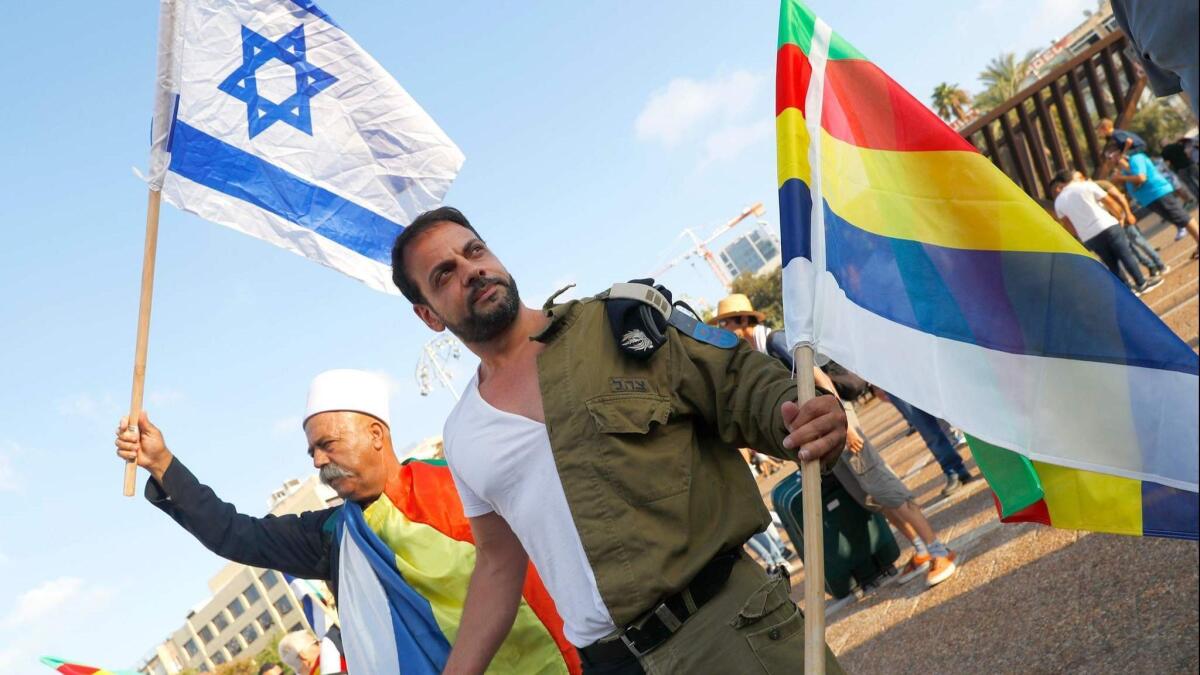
[760,212,1200,673]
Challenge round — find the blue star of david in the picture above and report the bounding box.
[218,24,337,138]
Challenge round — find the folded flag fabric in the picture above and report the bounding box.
[39,657,140,675]
[147,0,464,293]
[337,459,580,675]
[776,0,1198,538]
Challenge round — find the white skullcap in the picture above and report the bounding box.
[305,369,391,427]
[278,629,317,673]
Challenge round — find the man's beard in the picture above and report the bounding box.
[319,461,355,488]
[442,274,521,343]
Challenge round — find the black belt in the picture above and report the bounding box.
[580,549,741,663]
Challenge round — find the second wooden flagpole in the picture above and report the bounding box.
[123,187,163,497]
[795,344,826,674]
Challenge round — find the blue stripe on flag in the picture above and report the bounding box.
[1141,482,1200,540]
[778,177,1199,376]
[341,501,449,674]
[168,122,400,264]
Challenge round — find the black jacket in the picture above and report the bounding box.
[146,458,343,598]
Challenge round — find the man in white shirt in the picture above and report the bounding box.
[389,207,849,674]
[1051,170,1161,294]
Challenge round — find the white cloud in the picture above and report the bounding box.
[56,392,117,420]
[0,577,117,671]
[146,387,185,407]
[701,118,774,165]
[1,577,113,629]
[635,70,766,146]
[0,441,26,493]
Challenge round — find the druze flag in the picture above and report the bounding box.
[776,0,1197,538]
[147,0,464,293]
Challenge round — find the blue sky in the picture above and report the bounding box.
[0,0,1096,669]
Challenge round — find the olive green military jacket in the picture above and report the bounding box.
[531,291,837,628]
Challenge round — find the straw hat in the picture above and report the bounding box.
[709,293,766,325]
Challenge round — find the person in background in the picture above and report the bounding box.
[258,663,284,675]
[875,389,977,497]
[1107,144,1200,251]
[279,627,349,675]
[715,294,960,586]
[1162,137,1200,202]
[1096,118,1148,157]
[1091,172,1169,279]
[1051,170,1161,294]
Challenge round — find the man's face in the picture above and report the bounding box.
[1097,120,1113,136]
[719,314,759,342]
[304,411,388,503]
[404,221,521,343]
[300,642,322,670]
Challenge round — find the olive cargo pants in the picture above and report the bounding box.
[631,555,845,674]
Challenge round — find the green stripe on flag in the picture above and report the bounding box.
[777,0,867,60]
[966,435,1045,518]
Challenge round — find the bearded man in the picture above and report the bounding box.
[389,206,848,674]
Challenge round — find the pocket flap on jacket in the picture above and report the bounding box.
[585,394,671,434]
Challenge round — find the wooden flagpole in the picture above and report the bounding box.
[796,344,825,674]
[123,188,163,497]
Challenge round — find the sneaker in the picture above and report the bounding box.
[941,473,963,497]
[927,551,958,586]
[1137,277,1165,294]
[898,553,931,584]
[1160,264,1172,276]
[1176,227,1188,241]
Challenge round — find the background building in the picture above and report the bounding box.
[139,476,341,674]
[718,225,781,280]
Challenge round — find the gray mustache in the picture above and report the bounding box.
[319,462,355,486]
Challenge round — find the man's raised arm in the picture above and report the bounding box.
[116,411,332,580]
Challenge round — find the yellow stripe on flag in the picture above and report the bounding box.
[1034,461,1143,536]
[364,498,568,674]
[776,107,1087,256]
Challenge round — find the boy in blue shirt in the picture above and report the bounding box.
[1108,144,1199,251]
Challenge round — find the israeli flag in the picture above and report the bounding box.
[147,0,464,293]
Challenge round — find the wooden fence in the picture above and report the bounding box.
[959,30,1147,200]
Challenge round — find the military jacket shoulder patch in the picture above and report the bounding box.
[668,310,739,349]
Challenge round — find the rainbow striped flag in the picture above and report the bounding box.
[39,657,140,675]
[775,0,1198,539]
[337,459,580,674]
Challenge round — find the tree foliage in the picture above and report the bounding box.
[729,271,785,329]
[1126,99,1194,155]
[930,82,972,122]
[974,50,1039,112]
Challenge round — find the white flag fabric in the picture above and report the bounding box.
[148,0,464,293]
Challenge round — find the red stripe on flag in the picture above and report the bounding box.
[992,493,1054,526]
[776,44,975,153]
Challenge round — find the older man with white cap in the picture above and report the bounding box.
[115,370,399,586]
[115,369,581,674]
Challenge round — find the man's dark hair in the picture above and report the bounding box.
[390,206,481,304]
[1050,169,1073,191]
[258,663,282,675]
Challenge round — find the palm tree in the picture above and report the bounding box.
[930,82,972,122]
[974,49,1039,111]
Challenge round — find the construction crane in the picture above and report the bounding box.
[652,202,766,290]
